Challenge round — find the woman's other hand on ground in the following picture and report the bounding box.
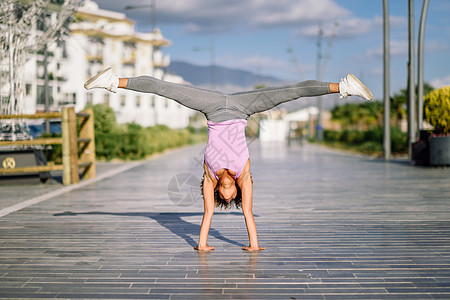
[242,245,265,251]
[194,244,215,251]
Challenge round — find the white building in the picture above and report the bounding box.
[22,0,192,129]
[259,107,319,142]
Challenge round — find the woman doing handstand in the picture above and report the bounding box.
[84,68,373,251]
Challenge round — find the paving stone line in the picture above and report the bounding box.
[0,143,449,299]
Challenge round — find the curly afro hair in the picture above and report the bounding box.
[200,175,242,210]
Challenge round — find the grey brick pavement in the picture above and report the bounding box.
[0,142,450,299]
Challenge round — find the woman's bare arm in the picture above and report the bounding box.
[237,160,265,251]
[195,164,217,251]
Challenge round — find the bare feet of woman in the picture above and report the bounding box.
[194,244,215,251]
[242,245,265,251]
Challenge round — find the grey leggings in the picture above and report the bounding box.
[126,76,330,123]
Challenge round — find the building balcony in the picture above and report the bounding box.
[123,60,136,67]
[86,54,103,63]
[55,70,68,82]
[122,51,136,65]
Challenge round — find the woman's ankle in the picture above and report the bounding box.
[118,78,128,89]
[329,82,339,93]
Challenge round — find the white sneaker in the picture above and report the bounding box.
[84,67,119,93]
[339,73,373,101]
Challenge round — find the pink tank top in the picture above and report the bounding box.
[204,119,249,180]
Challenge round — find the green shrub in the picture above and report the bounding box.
[324,130,341,143]
[85,104,206,161]
[340,129,365,145]
[364,127,383,144]
[357,141,383,155]
[424,86,450,134]
[87,104,117,135]
[391,127,407,153]
[95,132,122,160]
[323,127,407,155]
[41,133,62,163]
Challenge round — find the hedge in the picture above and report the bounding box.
[44,104,207,162]
[323,127,407,155]
[95,124,204,161]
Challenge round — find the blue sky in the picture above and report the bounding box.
[94,0,450,100]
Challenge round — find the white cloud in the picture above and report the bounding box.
[424,40,449,53]
[218,54,292,76]
[363,39,408,61]
[299,17,375,39]
[370,67,383,76]
[431,74,450,88]
[95,0,356,35]
[238,55,288,70]
[249,0,349,28]
[363,38,448,61]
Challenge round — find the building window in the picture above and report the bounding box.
[151,96,155,108]
[26,84,32,95]
[136,96,141,107]
[120,95,126,107]
[36,85,53,105]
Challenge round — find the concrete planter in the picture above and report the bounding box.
[413,130,431,166]
[429,136,450,166]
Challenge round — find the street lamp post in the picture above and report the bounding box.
[407,0,416,160]
[315,24,324,142]
[383,0,391,160]
[8,2,15,115]
[125,0,156,32]
[417,0,430,131]
[125,1,158,125]
[193,38,216,90]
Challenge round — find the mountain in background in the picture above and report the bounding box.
[167,60,338,111]
[167,60,284,93]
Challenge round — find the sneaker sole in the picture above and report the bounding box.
[348,73,373,100]
[84,67,112,89]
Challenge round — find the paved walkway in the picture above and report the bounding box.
[0,142,449,299]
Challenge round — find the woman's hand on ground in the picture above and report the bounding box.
[194,244,215,251]
[242,245,265,251]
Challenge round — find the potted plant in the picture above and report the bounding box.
[424,86,450,166]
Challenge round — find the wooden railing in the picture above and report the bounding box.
[0,107,95,185]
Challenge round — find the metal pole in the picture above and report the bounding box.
[193,43,216,90]
[417,0,429,131]
[44,44,50,134]
[315,24,323,142]
[151,0,156,31]
[383,0,391,160]
[407,0,416,160]
[149,2,157,124]
[8,2,15,115]
[210,38,216,90]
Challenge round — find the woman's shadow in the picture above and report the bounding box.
[53,211,245,248]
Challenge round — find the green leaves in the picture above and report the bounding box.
[87,104,117,135]
[424,86,450,134]
[88,104,206,161]
[331,101,383,130]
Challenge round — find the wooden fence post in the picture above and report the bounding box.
[0,110,96,183]
[62,107,79,185]
[79,108,96,180]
